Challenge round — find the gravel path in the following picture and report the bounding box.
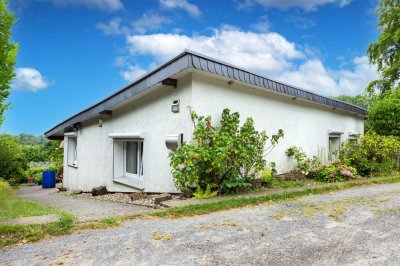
[3,183,400,265]
[16,186,153,222]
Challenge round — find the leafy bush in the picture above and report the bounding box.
[286,146,320,176]
[0,134,28,185]
[26,164,62,183]
[368,89,400,137]
[339,132,400,176]
[170,108,284,196]
[316,159,360,182]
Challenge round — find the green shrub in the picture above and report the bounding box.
[315,159,359,182]
[339,132,400,176]
[170,108,284,196]
[286,146,320,175]
[0,134,28,185]
[368,89,400,137]
[193,185,219,199]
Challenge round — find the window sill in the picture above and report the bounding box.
[113,176,144,190]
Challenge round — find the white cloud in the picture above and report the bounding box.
[97,13,170,36]
[117,26,376,96]
[11,68,49,92]
[96,18,126,35]
[126,27,303,76]
[239,0,352,11]
[160,0,201,17]
[277,56,378,96]
[43,0,124,11]
[251,16,270,32]
[120,65,147,82]
[132,12,171,34]
[336,56,378,95]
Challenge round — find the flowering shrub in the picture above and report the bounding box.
[316,159,359,182]
[170,108,284,195]
[339,132,400,176]
[286,146,320,176]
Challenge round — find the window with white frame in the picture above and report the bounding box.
[109,132,145,189]
[67,136,78,167]
[328,135,341,161]
[123,141,143,178]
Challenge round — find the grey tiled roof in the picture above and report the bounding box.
[45,50,366,138]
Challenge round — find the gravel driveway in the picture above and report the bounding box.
[3,183,400,265]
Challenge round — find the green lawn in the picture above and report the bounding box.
[0,181,75,247]
[0,181,57,219]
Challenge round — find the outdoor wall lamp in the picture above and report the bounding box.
[171,99,180,113]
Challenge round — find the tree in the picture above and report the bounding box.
[367,0,400,95]
[368,88,400,136]
[0,1,18,125]
[334,94,373,109]
[0,134,27,185]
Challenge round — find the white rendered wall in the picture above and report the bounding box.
[63,74,193,193]
[63,70,364,193]
[191,72,364,174]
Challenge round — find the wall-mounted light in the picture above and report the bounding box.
[165,134,183,150]
[98,117,103,127]
[171,99,180,113]
[228,80,234,85]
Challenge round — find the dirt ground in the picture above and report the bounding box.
[2,183,400,265]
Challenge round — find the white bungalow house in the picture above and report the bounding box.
[45,50,365,193]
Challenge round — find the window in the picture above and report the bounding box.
[328,135,341,161]
[123,141,143,178]
[109,132,145,189]
[67,136,78,167]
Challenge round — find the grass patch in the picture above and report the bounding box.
[76,217,127,230]
[152,176,400,218]
[0,212,75,247]
[0,181,57,219]
[0,181,76,247]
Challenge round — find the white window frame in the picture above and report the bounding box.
[67,136,78,167]
[123,140,144,179]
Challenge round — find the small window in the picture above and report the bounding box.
[67,137,78,167]
[328,136,341,161]
[123,141,143,178]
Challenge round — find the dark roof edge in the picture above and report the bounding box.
[185,49,366,115]
[45,50,366,138]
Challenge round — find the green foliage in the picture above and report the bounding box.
[193,185,219,199]
[26,164,61,183]
[334,94,373,109]
[170,108,284,195]
[22,139,63,163]
[315,159,359,182]
[0,1,18,125]
[17,134,48,146]
[0,134,28,185]
[340,132,400,176]
[367,0,400,95]
[286,146,320,175]
[368,89,400,136]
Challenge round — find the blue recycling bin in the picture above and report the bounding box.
[42,170,56,188]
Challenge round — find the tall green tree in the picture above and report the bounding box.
[334,94,373,109]
[0,1,18,125]
[368,88,400,136]
[367,0,400,95]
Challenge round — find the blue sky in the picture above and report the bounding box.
[3,0,379,135]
